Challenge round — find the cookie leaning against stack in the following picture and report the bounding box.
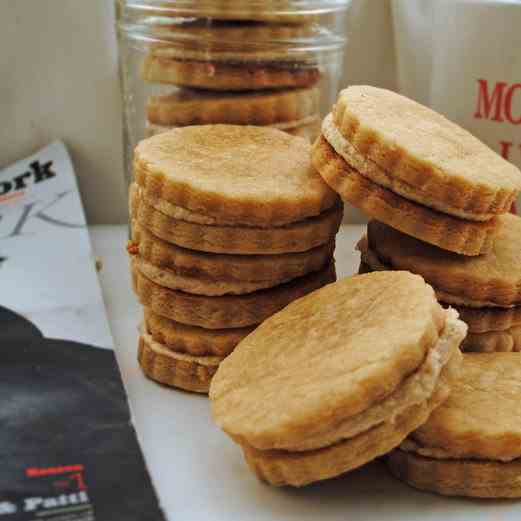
[210,271,467,486]
[128,125,342,393]
[312,85,521,255]
[358,217,521,352]
[388,353,521,498]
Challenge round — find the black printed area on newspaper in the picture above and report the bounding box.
[0,307,165,521]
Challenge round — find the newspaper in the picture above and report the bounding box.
[0,141,113,347]
[0,143,164,521]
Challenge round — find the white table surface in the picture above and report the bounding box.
[92,224,519,521]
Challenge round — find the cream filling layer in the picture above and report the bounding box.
[321,114,493,222]
[280,308,466,452]
[136,257,292,296]
[142,330,224,366]
[357,237,514,309]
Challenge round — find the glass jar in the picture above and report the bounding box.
[116,0,350,187]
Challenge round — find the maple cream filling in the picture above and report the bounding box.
[141,330,224,366]
[133,182,342,231]
[321,114,493,222]
[280,308,466,452]
[357,237,515,309]
[136,257,293,296]
[142,191,235,226]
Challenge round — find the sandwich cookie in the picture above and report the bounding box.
[210,271,466,486]
[146,87,319,128]
[388,353,521,498]
[359,216,521,351]
[312,86,521,255]
[134,125,338,227]
[130,222,335,295]
[132,259,336,329]
[145,87,319,140]
[131,184,343,255]
[139,331,222,393]
[144,308,254,357]
[142,24,321,91]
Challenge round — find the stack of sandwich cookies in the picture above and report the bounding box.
[210,271,466,486]
[145,87,320,140]
[359,216,521,352]
[142,23,320,91]
[388,353,521,498]
[129,125,342,393]
[141,18,324,141]
[312,86,521,255]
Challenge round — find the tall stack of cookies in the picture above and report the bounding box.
[140,7,339,141]
[311,85,521,498]
[128,125,342,393]
[312,85,521,346]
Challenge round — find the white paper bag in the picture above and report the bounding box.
[392,0,521,211]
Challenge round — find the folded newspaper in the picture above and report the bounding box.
[0,143,164,521]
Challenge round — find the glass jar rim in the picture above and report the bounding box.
[118,6,349,53]
[119,24,348,54]
[121,0,352,17]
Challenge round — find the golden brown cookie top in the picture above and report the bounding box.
[146,87,319,127]
[332,86,521,212]
[210,271,445,450]
[367,215,521,307]
[134,125,338,227]
[412,353,521,461]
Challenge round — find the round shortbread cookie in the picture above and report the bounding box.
[410,353,521,462]
[358,238,521,316]
[210,271,448,452]
[388,449,521,498]
[452,304,521,334]
[131,187,343,255]
[144,308,254,357]
[367,216,521,307]
[323,114,491,221]
[332,86,521,217]
[138,332,223,393]
[132,260,336,329]
[461,326,521,353]
[146,88,319,127]
[142,57,320,91]
[131,221,335,287]
[241,377,451,487]
[312,135,496,256]
[388,353,521,497]
[134,125,337,227]
[270,314,464,453]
